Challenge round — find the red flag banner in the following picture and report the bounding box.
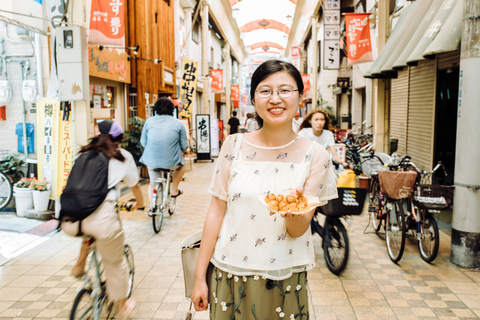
[231,85,240,101]
[211,69,223,93]
[345,13,372,65]
[301,74,311,97]
[89,0,125,46]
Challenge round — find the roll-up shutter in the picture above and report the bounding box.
[437,51,460,70]
[371,79,377,127]
[406,59,436,171]
[390,69,409,155]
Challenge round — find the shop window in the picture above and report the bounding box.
[90,84,115,109]
[129,88,138,118]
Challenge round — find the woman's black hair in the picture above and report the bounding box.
[154,97,175,116]
[250,60,304,128]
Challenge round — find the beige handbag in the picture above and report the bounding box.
[181,230,202,300]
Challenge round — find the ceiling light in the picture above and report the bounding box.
[262,46,269,51]
[258,20,270,27]
[285,15,292,25]
[240,31,246,39]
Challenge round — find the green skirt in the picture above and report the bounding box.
[208,266,309,320]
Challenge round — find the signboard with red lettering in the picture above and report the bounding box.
[345,13,372,65]
[211,69,223,93]
[291,46,301,70]
[88,45,131,83]
[231,85,240,101]
[89,0,125,46]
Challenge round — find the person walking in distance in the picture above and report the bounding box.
[292,111,302,133]
[245,112,260,133]
[191,59,337,318]
[61,120,144,320]
[227,110,240,134]
[140,98,189,207]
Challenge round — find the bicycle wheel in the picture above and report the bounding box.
[369,179,382,232]
[152,182,164,233]
[385,199,406,263]
[0,171,13,210]
[70,288,94,320]
[323,217,349,275]
[124,244,135,298]
[418,211,439,263]
[168,197,176,215]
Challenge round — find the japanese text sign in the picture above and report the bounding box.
[211,69,223,93]
[324,40,340,70]
[179,59,199,118]
[231,85,240,101]
[88,45,131,83]
[89,0,125,46]
[345,13,373,65]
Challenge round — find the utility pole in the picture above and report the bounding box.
[311,15,318,109]
[450,0,480,268]
[201,1,210,115]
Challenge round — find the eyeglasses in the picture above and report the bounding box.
[255,88,299,98]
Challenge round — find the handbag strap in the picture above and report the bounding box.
[233,134,243,160]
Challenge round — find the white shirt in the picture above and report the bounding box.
[245,118,259,132]
[208,134,337,280]
[292,118,302,133]
[105,148,139,201]
[298,128,335,149]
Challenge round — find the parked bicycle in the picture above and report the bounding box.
[148,167,177,233]
[400,160,453,262]
[0,161,13,210]
[70,202,135,320]
[311,187,367,275]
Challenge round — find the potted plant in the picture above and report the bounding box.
[31,179,51,212]
[0,153,26,184]
[122,116,147,177]
[13,178,34,216]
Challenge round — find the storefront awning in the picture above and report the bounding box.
[364,5,414,79]
[390,0,444,71]
[379,0,435,75]
[406,0,460,66]
[423,0,462,59]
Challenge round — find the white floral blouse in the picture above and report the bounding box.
[208,133,338,280]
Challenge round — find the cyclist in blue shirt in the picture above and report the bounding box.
[140,98,189,206]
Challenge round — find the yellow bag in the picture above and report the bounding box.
[337,169,356,188]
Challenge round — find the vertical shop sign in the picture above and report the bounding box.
[345,13,372,65]
[196,114,212,161]
[210,69,223,93]
[231,85,240,101]
[324,0,341,70]
[57,102,73,198]
[291,46,301,70]
[242,93,249,107]
[36,98,60,198]
[179,59,199,118]
[301,75,311,98]
[89,0,125,46]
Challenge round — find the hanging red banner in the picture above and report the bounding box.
[345,13,372,65]
[211,69,223,93]
[231,85,240,101]
[301,74,311,97]
[89,0,125,46]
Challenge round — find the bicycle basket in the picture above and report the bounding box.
[362,158,388,177]
[412,184,454,210]
[378,170,417,200]
[321,188,367,216]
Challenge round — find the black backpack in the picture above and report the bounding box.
[59,149,111,235]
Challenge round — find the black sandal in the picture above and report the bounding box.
[171,190,183,198]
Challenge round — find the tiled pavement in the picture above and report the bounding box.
[0,161,479,320]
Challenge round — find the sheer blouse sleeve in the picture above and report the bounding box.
[303,142,338,202]
[207,134,236,201]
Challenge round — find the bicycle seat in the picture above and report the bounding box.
[153,167,175,173]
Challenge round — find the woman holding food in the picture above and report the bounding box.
[191,59,337,319]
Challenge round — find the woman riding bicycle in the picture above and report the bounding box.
[61,120,144,320]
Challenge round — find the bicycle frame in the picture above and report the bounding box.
[75,242,108,320]
[151,170,172,213]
